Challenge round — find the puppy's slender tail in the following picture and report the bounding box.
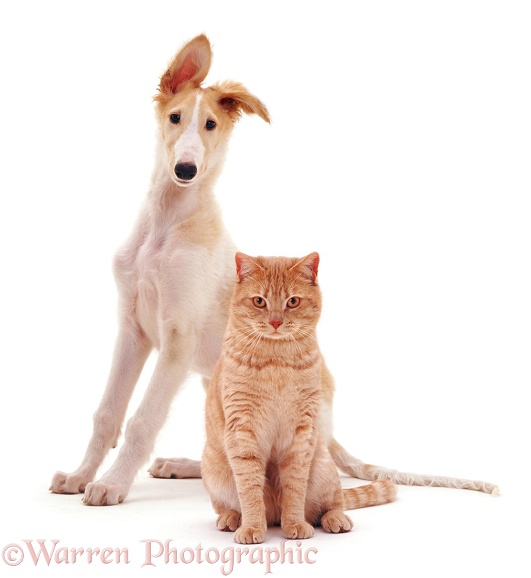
[343,480,397,510]
[329,438,500,495]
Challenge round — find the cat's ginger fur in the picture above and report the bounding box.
[202,253,396,543]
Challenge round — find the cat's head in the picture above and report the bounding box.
[230,252,322,340]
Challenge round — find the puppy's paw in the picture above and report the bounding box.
[148,457,201,479]
[235,526,266,544]
[83,481,128,506]
[282,521,314,540]
[50,471,92,494]
[216,510,241,532]
[321,509,353,533]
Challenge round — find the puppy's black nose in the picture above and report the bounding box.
[174,163,197,181]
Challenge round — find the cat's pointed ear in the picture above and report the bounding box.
[294,252,320,284]
[235,252,261,282]
[156,34,212,101]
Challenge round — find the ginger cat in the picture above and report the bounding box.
[202,252,396,544]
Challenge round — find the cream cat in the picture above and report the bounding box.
[202,252,396,544]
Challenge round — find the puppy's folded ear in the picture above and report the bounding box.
[211,81,270,123]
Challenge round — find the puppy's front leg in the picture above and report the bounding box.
[51,323,151,494]
[83,334,196,506]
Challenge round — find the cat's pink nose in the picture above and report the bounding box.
[269,319,283,330]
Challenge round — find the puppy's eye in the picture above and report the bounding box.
[253,297,267,308]
[170,113,180,124]
[287,297,300,308]
[205,119,216,130]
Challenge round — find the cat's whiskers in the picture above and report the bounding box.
[230,326,260,349]
[247,330,264,364]
[230,331,261,361]
[289,333,304,358]
[293,326,317,342]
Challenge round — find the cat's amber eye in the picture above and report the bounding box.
[252,296,267,308]
[287,297,301,308]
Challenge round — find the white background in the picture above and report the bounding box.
[0,1,530,576]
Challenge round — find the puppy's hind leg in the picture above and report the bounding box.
[148,376,209,479]
[50,322,151,494]
[148,457,201,479]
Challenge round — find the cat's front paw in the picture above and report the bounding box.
[321,509,353,533]
[217,510,241,532]
[235,526,266,544]
[282,521,314,540]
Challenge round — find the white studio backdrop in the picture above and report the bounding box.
[0,1,529,577]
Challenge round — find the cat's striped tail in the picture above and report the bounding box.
[343,479,397,510]
[329,439,500,495]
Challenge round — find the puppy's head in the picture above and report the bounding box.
[154,35,270,187]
